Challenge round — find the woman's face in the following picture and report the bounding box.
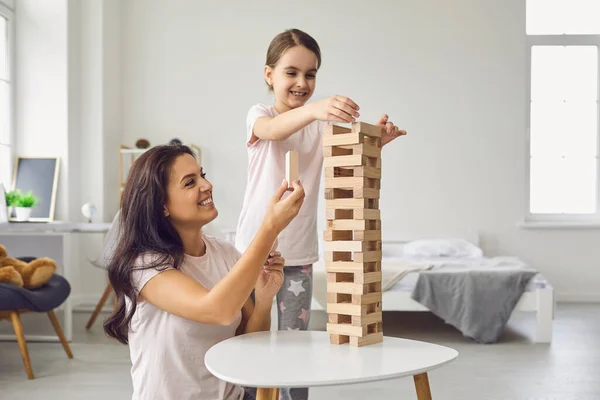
[164,153,217,229]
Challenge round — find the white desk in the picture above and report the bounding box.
[0,221,111,342]
[205,330,458,400]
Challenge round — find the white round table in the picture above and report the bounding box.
[205,330,458,400]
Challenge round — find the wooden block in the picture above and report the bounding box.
[324,188,351,200]
[354,209,380,220]
[336,143,381,158]
[323,230,353,241]
[328,302,382,316]
[326,219,380,231]
[323,251,353,262]
[349,332,383,347]
[326,272,354,283]
[326,198,370,209]
[351,292,382,305]
[351,122,382,138]
[353,230,382,241]
[354,166,382,179]
[354,251,382,263]
[328,314,351,324]
[324,177,380,190]
[324,154,381,169]
[325,166,381,179]
[327,282,371,295]
[330,334,350,345]
[285,151,298,187]
[324,269,381,284]
[352,312,383,327]
[323,146,352,157]
[323,250,381,263]
[324,188,380,200]
[327,302,362,316]
[323,133,363,147]
[326,323,366,337]
[328,293,351,303]
[324,154,363,168]
[324,167,354,178]
[325,209,354,220]
[324,240,379,252]
[325,208,380,220]
[325,261,379,273]
[353,271,382,284]
[355,188,380,199]
[323,229,381,242]
[324,125,352,135]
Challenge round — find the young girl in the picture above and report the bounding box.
[104,145,305,400]
[235,29,406,400]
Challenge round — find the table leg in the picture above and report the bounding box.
[256,387,279,400]
[413,372,432,400]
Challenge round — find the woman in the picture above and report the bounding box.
[103,144,305,400]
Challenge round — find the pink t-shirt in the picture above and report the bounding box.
[128,235,244,400]
[235,103,327,266]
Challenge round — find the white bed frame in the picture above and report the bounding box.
[312,231,555,343]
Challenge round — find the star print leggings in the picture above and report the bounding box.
[244,264,313,400]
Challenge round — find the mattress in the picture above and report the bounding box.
[380,256,551,292]
[312,255,551,296]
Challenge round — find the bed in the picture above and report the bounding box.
[311,233,554,343]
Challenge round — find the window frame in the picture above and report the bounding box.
[525,34,600,223]
[0,2,14,189]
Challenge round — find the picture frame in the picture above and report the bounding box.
[10,157,60,222]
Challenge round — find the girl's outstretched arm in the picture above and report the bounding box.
[252,96,360,142]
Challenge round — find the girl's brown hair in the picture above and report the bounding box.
[265,29,321,90]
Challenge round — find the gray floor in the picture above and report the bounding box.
[1,304,599,400]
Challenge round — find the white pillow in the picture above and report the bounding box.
[403,238,482,259]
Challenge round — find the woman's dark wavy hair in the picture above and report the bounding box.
[104,144,195,344]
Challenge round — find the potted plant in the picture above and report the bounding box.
[14,191,39,221]
[5,189,20,218]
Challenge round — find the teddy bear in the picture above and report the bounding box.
[0,244,57,289]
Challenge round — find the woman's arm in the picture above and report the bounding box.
[139,181,304,326]
[236,296,271,335]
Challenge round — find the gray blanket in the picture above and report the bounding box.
[411,266,538,343]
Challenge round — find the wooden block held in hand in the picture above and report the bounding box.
[285,151,299,189]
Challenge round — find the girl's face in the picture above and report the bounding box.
[265,45,318,112]
[164,154,217,229]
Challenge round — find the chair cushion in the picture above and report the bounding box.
[0,274,71,312]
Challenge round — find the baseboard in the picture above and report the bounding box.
[556,292,600,303]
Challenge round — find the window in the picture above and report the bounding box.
[527,0,600,221]
[0,3,13,189]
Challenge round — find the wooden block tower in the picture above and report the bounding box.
[323,121,383,347]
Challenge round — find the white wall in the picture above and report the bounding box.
[14,0,600,303]
[1,0,14,10]
[117,0,599,301]
[15,0,69,220]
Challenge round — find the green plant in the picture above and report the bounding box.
[5,190,20,207]
[15,191,39,208]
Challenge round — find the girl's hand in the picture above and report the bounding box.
[254,251,285,304]
[310,95,360,123]
[263,180,305,234]
[376,114,407,146]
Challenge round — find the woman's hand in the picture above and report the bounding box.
[254,251,285,305]
[376,114,407,146]
[263,180,305,233]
